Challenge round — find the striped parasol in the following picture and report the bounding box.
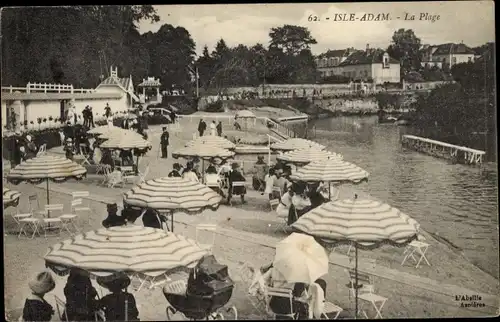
[100,134,152,151]
[277,148,343,165]
[6,155,87,216]
[185,136,236,150]
[236,110,256,118]
[172,144,235,161]
[270,138,326,152]
[44,225,208,279]
[292,195,418,316]
[87,125,123,135]
[3,188,21,209]
[99,129,145,141]
[123,177,222,232]
[290,159,369,184]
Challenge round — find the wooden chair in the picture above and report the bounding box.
[345,269,387,319]
[71,191,93,226]
[229,181,246,206]
[94,309,106,321]
[138,164,150,184]
[269,199,280,212]
[54,295,69,322]
[195,224,217,253]
[40,204,64,237]
[266,287,296,320]
[59,199,81,235]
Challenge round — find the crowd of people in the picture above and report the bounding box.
[22,268,139,322]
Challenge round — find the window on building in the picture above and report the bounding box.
[383,54,390,68]
[468,57,472,62]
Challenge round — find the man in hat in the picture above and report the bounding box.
[22,270,56,321]
[216,121,223,137]
[82,106,90,127]
[97,272,139,321]
[64,138,74,160]
[168,163,182,177]
[88,106,95,128]
[160,126,169,158]
[10,131,23,166]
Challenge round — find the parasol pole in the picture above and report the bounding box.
[355,244,359,319]
[46,178,51,218]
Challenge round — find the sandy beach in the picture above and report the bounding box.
[4,117,499,320]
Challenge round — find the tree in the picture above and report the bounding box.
[387,29,422,76]
[269,25,317,56]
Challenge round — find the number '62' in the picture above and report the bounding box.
[308,15,319,22]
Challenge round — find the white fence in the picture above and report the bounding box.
[2,83,95,94]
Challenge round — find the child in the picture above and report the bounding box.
[22,271,56,321]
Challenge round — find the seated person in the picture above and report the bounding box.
[168,163,182,177]
[97,273,139,321]
[183,162,199,182]
[121,207,143,224]
[227,162,246,204]
[22,271,56,322]
[100,148,115,170]
[119,149,134,166]
[102,203,126,228]
[308,182,327,209]
[206,159,217,174]
[142,208,167,230]
[64,138,74,160]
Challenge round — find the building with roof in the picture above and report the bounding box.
[420,43,476,69]
[137,77,162,105]
[315,48,356,78]
[328,45,401,84]
[1,66,139,130]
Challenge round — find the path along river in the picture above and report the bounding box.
[309,115,499,279]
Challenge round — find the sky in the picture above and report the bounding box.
[137,1,495,57]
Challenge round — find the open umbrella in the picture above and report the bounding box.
[277,148,343,166]
[291,195,418,317]
[98,129,145,141]
[3,188,21,209]
[274,233,329,284]
[236,110,256,119]
[123,177,222,232]
[100,135,152,172]
[87,125,123,135]
[6,155,87,215]
[45,225,208,279]
[290,159,369,199]
[270,138,326,152]
[173,144,235,181]
[186,136,236,150]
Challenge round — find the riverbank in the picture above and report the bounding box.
[4,120,498,319]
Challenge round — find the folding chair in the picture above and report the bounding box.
[134,270,171,292]
[39,204,64,237]
[18,217,41,239]
[138,164,150,184]
[121,166,139,184]
[36,143,47,157]
[11,208,33,225]
[195,224,217,253]
[274,206,297,234]
[302,287,343,320]
[28,194,45,216]
[333,243,353,256]
[345,269,387,319]
[54,295,69,322]
[229,181,246,206]
[401,240,431,268]
[239,262,270,314]
[59,199,81,235]
[107,171,125,188]
[269,199,280,212]
[95,310,106,321]
[100,165,113,186]
[80,152,92,166]
[266,287,296,320]
[272,186,282,199]
[71,191,93,224]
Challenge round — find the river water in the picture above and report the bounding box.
[309,116,499,279]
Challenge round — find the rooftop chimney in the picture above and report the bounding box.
[110,66,118,78]
[366,44,370,52]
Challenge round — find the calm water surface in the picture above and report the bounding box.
[310,116,499,279]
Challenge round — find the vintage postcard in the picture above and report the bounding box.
[2,2,498,320]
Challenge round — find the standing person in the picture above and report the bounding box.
[197,119,206,137]
[63,268,98,321]
[216,121,223,136]
[264,168,277,200]
[82,106,90,127]
[104,103,112,118]
[209,120,217,136]
[160,127,169,158]
[89,106,95,128]
[64,138,74,161]
[182,162,199,182]
[22,271,56,322]
[11,132,22,166]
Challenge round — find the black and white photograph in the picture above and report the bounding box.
[2,2,498,320]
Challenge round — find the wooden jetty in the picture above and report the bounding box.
[401,135,485,165]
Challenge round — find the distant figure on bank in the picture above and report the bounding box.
[233,117,242,131]
[217,121,223,136]
[22,270,56,321]
[160,127,169,158]
[102,203,126,228]
[168,163,182,177]
[210,120,217,136]
[198,119,207,137]
[104,103,112,118]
